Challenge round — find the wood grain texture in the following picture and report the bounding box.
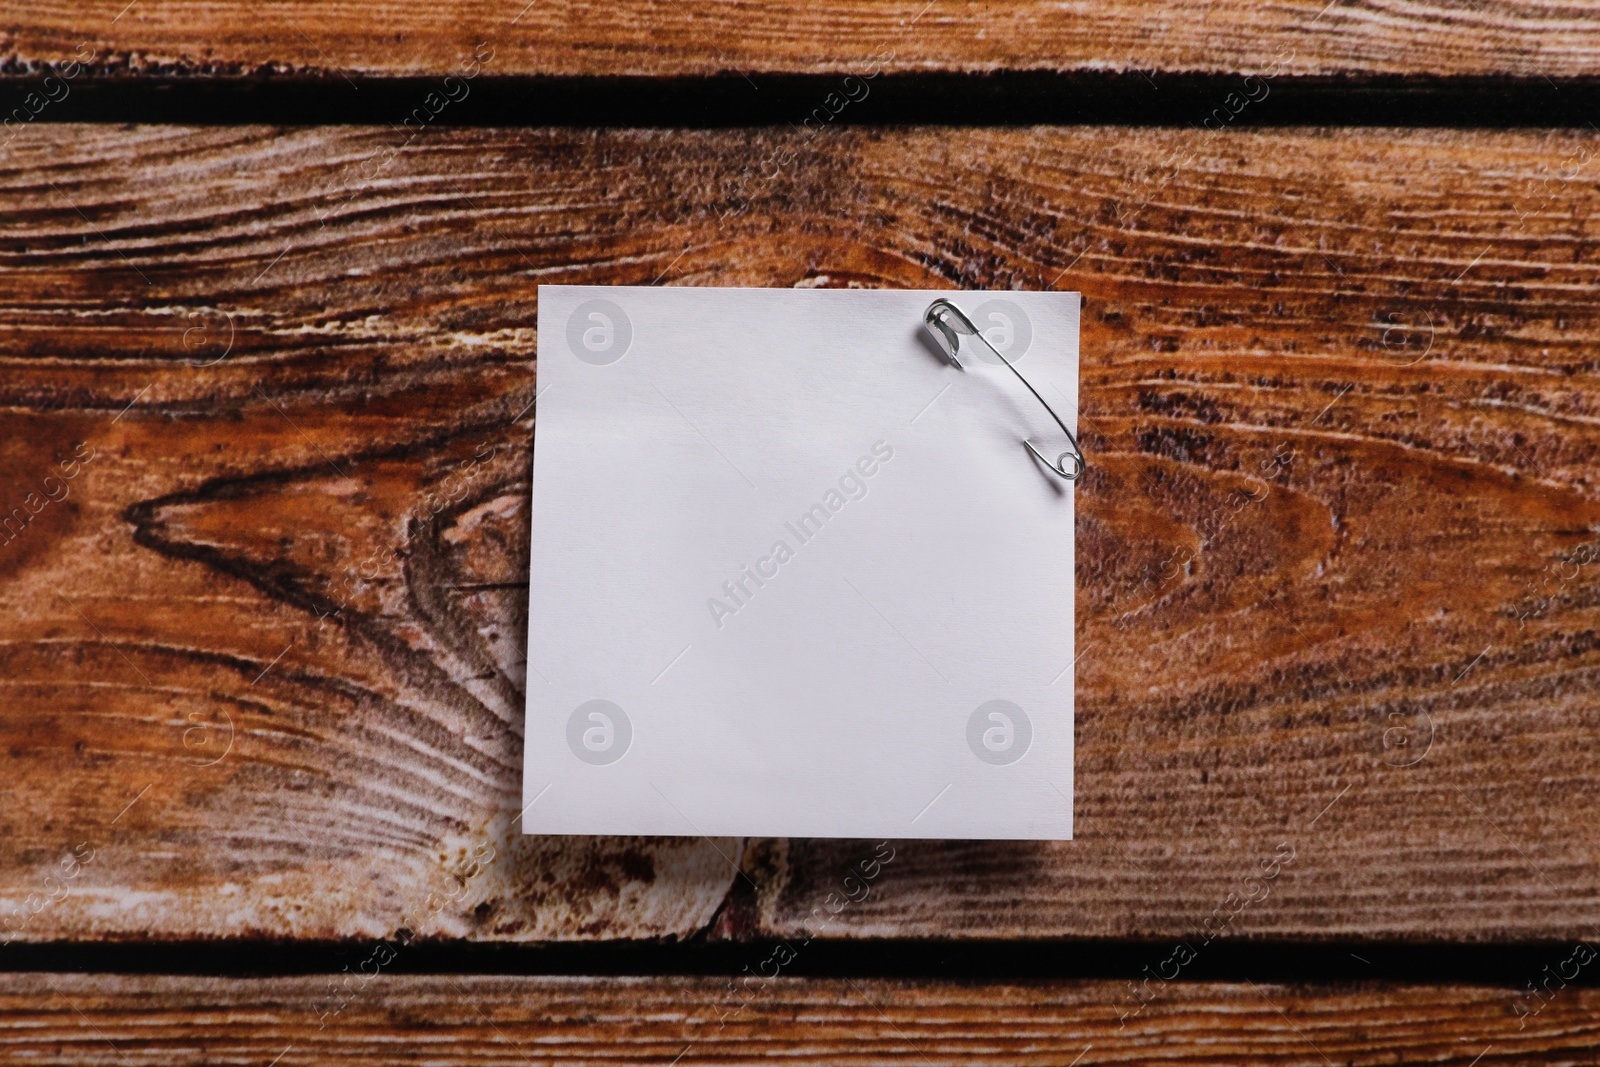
[2,973,1597,1065]
[1,123,1599,943]
[3,0,1600,80]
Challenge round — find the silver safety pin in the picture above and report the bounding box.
[922,298,1086,481]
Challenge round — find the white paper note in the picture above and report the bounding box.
[525,286,1077,839]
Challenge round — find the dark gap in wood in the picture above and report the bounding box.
[3,72,1600,127]
[1,939,1595,984]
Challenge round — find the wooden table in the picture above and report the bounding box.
[4,3,1600,1062]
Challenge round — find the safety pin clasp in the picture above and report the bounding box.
[922,298,1085,481]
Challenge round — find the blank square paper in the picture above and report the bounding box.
[525,285,1077,839]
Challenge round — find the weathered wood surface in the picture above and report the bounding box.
[3,1,1599,81]
[0,973,1594,1065]
[1,124,1598,943]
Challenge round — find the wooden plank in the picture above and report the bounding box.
[1,124,1598,943]
[2,973,1597,1065]
[3,1,1600,82]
